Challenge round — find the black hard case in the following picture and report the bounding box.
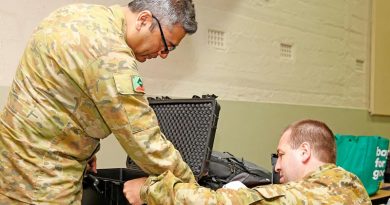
[82,96,220,205]
[127,96,220,180]
[82,168,144,205]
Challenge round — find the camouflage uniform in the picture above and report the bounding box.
[141,164,372,205]
[0,4,194,204]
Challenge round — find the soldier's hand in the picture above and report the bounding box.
[86,155,97,173]
[123,177,147,205]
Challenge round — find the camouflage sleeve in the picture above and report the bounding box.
[139,169,372,205]
[84,51,195,183]
[140,171,263,205]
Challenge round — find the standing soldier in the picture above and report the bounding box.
[0,0,197,204]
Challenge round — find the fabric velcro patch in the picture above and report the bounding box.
[131,75,145,93]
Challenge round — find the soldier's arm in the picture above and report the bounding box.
[138,170,370,205]
[84,51,195,183]
[140,171,263,205]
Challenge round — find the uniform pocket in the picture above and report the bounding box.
[113,73,145,95]
[50,122,100,161]
[253,185,285,200]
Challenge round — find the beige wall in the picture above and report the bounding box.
[0,86,9,110]
[141,0,372,109]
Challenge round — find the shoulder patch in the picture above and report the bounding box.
[132,75,145,93]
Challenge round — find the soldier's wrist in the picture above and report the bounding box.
[140,177,151,203]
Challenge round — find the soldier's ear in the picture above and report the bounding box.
[299,142,311,162]
[135,10,153,31]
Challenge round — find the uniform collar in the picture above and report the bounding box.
[109,5,135,57]
[303,163,337,180]
[109,5,126,35]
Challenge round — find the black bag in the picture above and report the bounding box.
[199,151,272,190]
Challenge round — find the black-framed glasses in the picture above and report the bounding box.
[152,15,176,54]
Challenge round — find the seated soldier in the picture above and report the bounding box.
[123,119,371,205]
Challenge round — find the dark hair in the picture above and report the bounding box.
[128,0,197,34]
[285,119,336,163]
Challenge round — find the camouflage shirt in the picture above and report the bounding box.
[141,164,372,205]
[0,4,194,204]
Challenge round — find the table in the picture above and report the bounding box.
[371,183,390,205]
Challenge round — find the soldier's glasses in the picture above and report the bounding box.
[152,15,176,54]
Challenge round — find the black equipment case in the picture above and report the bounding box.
[126,95,220,180]
[82,95,220,205]
[82,168,146,205]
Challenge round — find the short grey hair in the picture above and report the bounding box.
[128,0,197,34]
